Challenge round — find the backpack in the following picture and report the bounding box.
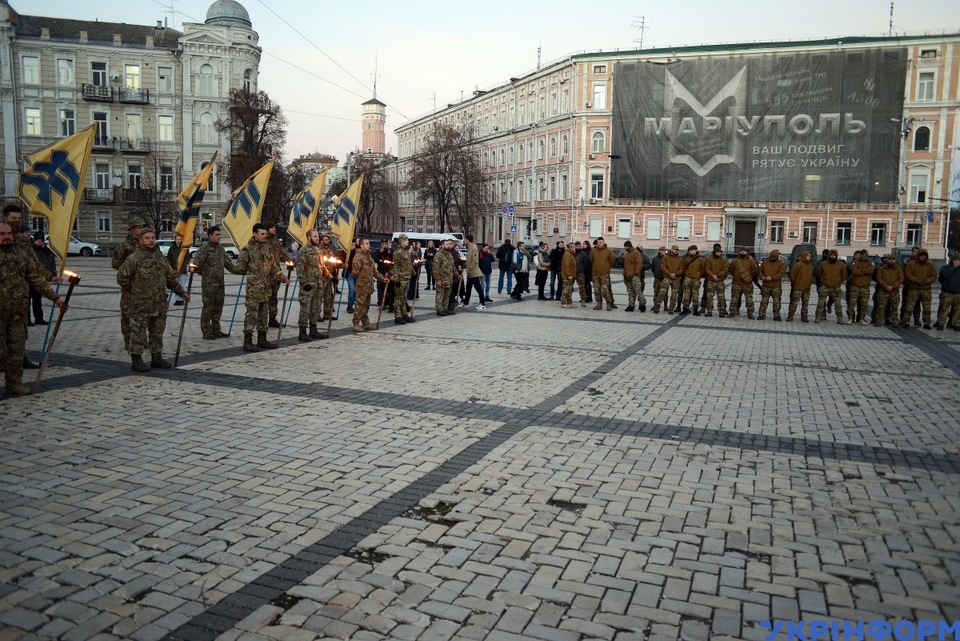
[512,249,524,272]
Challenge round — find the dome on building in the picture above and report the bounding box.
[204,0,252,28]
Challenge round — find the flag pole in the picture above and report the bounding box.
[173,265,196,367]
[276,262,295,342]
[285,280,298,325]
[375,277,390,330]
[32,271,81,395]
[38,281,61,363]
[227,275,245,337]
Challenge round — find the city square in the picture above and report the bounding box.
[1,261,959,640]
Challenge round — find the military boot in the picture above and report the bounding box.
[4,384,32,396]
[801,314,809,323]
[268,315,281,328]
[394,317,407,325]
[131,354,150,372]
[257,331,278,349]
[299,326,312,342]
[309,324,325,339]
[786,314,794,322]
[353,323,365,333]
[243,332,259,352]
[22,356,39,370]
[151,353,172,369]
[403,315,416,323]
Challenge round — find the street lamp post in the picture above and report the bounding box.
[894,117,914,249]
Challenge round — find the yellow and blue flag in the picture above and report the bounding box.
[174,153,217,270]
[222,159,274,249]
[287,169,327,247]
[330,174,364,258]
[17,124,96,271]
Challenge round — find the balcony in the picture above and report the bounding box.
[93,136,116,152]
[82,84,114,102]
[122,188,154,203]
[84,188,116,203]
[119,87,149,104]
[120,138,151,153]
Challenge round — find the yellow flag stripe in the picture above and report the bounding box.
[222,159,275,249]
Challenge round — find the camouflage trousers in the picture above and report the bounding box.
[576,275,587,303]
[703,280,726,312]
[816,286,843,321]
[787,289,810,319]
[269,279,281,317]
[319,279,335,319]
[353,288,373,326]
[901,285,921,325]
[654,278,680,311]
[624,275,644,308]
[200,285,225,336]
[874,289,901,326]
[937,292,960,327]
[759,287,782,318]
[298,281,321,326]
[902,290,932,326]
[394,287,409,319]
[561,279,574,305]
[847,285,871,322]
[592,274,614,307]
[682,278,701,310]
[119,291,131,350]
[244,300,269,333]
[1,309,28,388]
[435,284,452,313]
[729,284,754,316]
[653,278,663,304]
[128,314,166,356]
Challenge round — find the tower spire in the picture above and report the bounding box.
[371,54,381,101]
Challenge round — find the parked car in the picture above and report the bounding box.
[787,243,817,268]
[45,235,101,257]
[610,247,626,268]
[156,240,239,261]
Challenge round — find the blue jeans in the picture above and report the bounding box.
[549,270,560,298]
[347,273,356,307]
[482,273,491,299]
[498,268,513,293]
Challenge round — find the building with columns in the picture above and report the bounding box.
[0,0,260,245]
[396,34,960,259]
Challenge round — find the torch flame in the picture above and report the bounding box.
[62,270,79,278]
[188,263,198,270]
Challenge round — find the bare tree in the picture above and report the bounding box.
[353,155,397,237]
[134,152,178,238]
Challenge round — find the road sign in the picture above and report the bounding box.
[725,232,733,238]
[928,211,935,223]
[407,228,413,232]
[757,233,765,239]
[508,205,515,213]
[510,225,517,233]
[501,206,508,214]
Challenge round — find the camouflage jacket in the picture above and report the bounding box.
[0,244,58,316]
[235,238,283,303]
[296,244,321,286]
[432,248,455,286]
[393,244,413,282]
[112,234,139,270]
[317,246,337,281]
[116,245,185,318]
[193,241,238,288]
[266,235,289,280]
[351,248,384,291]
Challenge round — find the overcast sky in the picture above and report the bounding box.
[27,0,960,164]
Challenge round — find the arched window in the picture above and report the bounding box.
[538,138,544,160]
[199,161,215,191]
[549,137,557,157]
[198,113,215,144]
[518,143,524,163]
[914,125,931,151]
[198,64,214,96]
[592,131,605,153]
[561,134,568,156]
[242,69,253,92]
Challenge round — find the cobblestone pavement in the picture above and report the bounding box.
[1,257,959,641]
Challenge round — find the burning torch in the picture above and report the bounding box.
[277,259,295,342]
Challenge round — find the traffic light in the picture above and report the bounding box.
[532,219,538,231]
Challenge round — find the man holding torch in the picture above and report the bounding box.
[351,238,389,333]
[192,225,239,340]
[0,222,66,395]
[392,234,416,325]
[295,229,329,341]
[318,233,338,322]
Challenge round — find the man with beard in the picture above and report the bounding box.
[295,229,327,341]
[757,249,786,321]
[681,245,705,315]
[901,248,937,329]
[192,225,239,339]
[787,251,814,322]
[235,224,289,351]
[622,241,646,312]
[703,246,729,318]
[654,245,684,314]
[317,233,338,321]
[434,238,456,314]
[392,234,417,323]
[264,222,290,328]
[874,254,904,328]
[590,237,617,310]
[352,238,390,331]
[815,249,847,324]
[848,249,875,325]
[728,249,758,319]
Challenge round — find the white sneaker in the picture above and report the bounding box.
[476,304,486,310]
[458,302,467,308]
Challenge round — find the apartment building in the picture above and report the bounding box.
[396,34,960,259]
[0,0,261,245]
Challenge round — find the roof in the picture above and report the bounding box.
[205,0,252,29]
[363,97,387,107]
[15,14,183,49]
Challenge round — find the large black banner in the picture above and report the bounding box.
[611,49,907,202]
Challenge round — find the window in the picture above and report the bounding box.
[539,96,545,119]
[160,166,174,192]
[538,138,544,160]
[538,177,546,199]
[198,113,215,144]
[560,174,568,199]
[592,131,605,153]
[199,161,215,191]
[561,134,568,156]
[917,72,934,102]
[676,220,691,241]
[549,137,556,157]
[870,223,887,246]
[518,143,524,163]
[158,66,173,93]
[707,220,721,242]
[59,109,75,137]
[57,59,74,86]
[647,218,661,240]
[509,146,515,164]
[198,64,214,96]
[125,64,141,89]
[128,164,142,189]
[95,164,110,190]
[25,107,42,135]
[562,89,569,114]
[770,221,785,244]
[593,65,607,74]
[242,69,252,92]
[158,115,174,142]
[909,173,928,204]
[802,221,818,244]
[550,92,557,117]
[549,176,556,200]
[91,61,107,86]
[906,223,922,247]
[126,114,143,141]
[93,112,108,145]
[836,222,852,246]
[914,126,930,151]
[920,49,938,59]
[592,84,606,109]
[97,211,111,233]
[22,56,40,84]
[590,172,604,199]
[803,175,821,202]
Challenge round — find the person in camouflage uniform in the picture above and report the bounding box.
[0,222,65,395]
[433,239,456,316]
[728,249,757,318]
[758,249,786,321]
[318,233,337,321]
[654,245,684,314]
[116,228,189,372]
[681,245,705,315]
[935,254,960,331]
[264,222,290,328]
[703,247,729,318]
[351,238,388,332]
[622,241,645,312]
[192,225,239,340]
[560,242,577,308]
[901,248,937,329]
[392,234,416,324]
[111,217,145,351]
[787,251,814,322]
[235,223,288,351]
[847,250,875,325]
[874,254,904,327]
[295,229,328,341]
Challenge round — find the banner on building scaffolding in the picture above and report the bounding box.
[611,48,908,202]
